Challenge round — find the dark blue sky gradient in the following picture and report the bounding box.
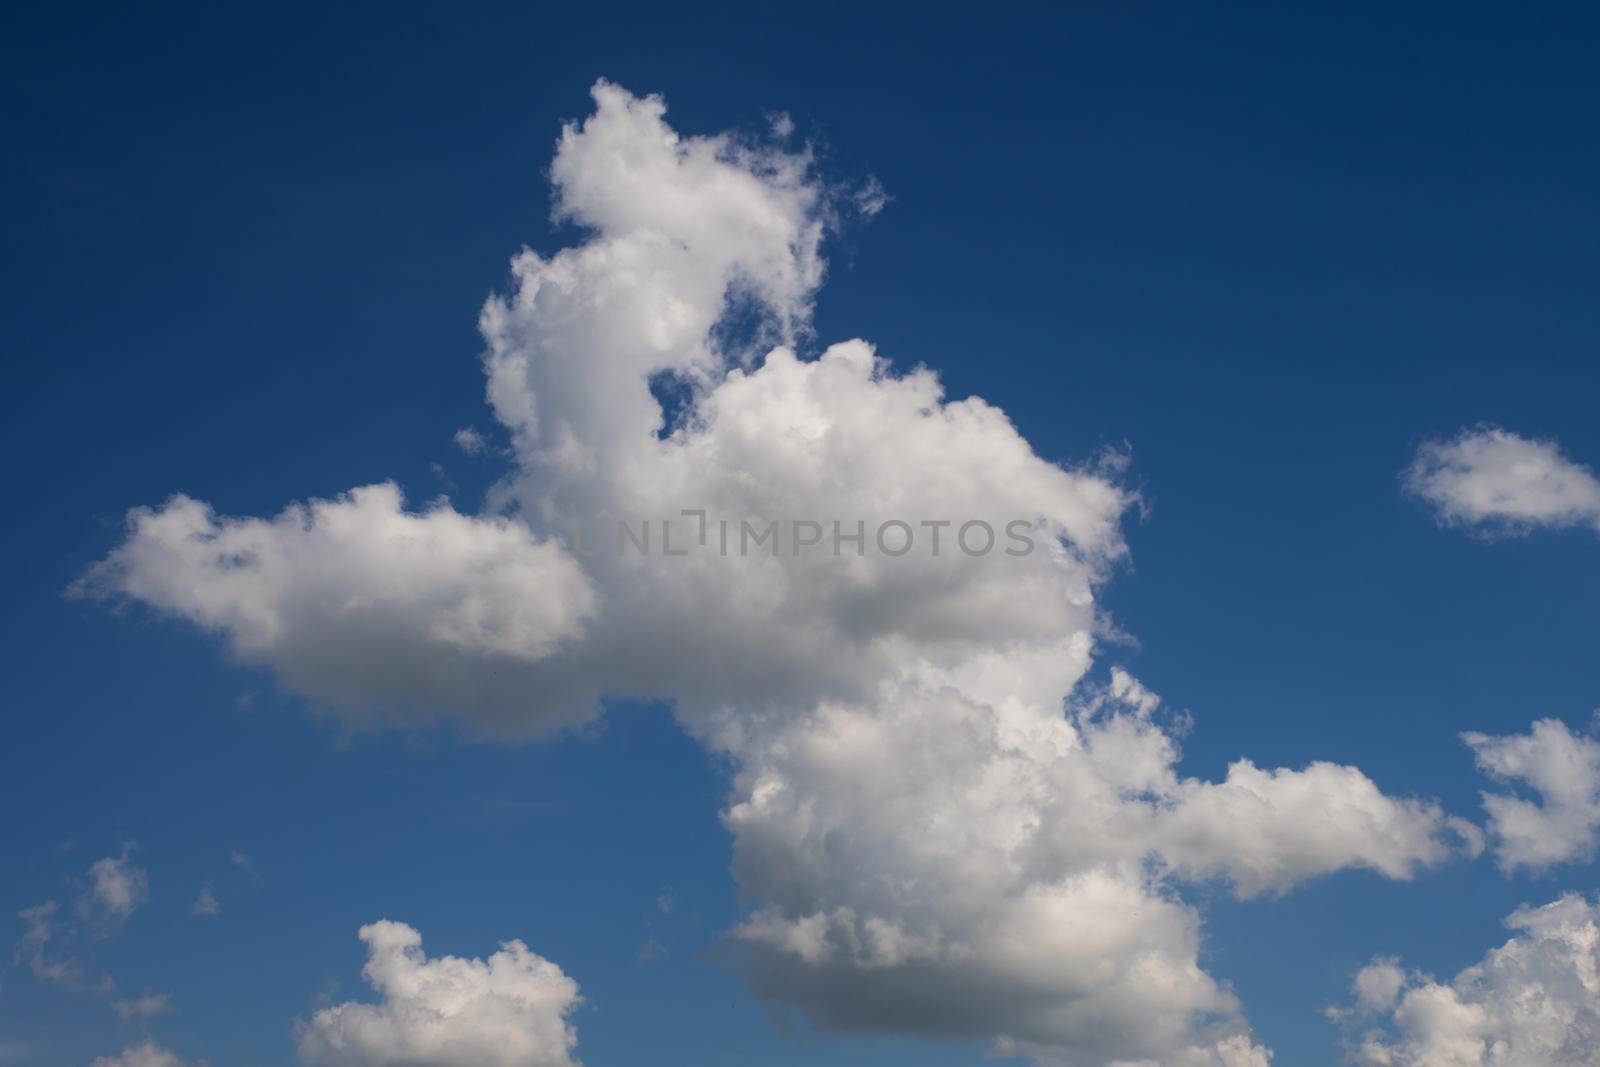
[3,5,1598,1064]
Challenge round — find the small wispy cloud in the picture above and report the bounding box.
[191,882,220,918]
[452,426,490,456]
[1404,425,1600,536]
[80,845,148,931]
[112,990,174,1020]
[13,899,112,994]
[89,1042,192,1067]
[229,851,258,881]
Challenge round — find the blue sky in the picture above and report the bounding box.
[4,4,1600,1066]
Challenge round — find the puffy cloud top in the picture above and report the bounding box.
[1335,895,1600,1066]
[297,921,583,1067]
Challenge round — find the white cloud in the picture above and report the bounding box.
[766,110,795,139]
[112,989,174,1020]
[14,900,79,987]
[81,80,1480,1065]
[1333,894,1600,1066]
[853,175,889,218]
[15,860,173,1027]
[1155,759,1483,897]
[725,675,1469,1061]
[1465,718,1600,873]
[1350,958,1407,1014]
[90,1043,191,1067]
[452,426,489,455]
[1404,426,1600,535]
[81,846,148,930]
[191,882,220,917]
[15,901,57,959]
[75,484,599,738]
[296,921,582,1067]
[13,899,114,994]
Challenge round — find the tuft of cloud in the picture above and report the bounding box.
[15,901,58,959]
[14,901,78,987]
[112,989,175,1020]
[191,883,220,918]
[81,846,149,931]
[452,426,489,455]
[1350,957,1407,1015]
[853,175,888,218]
[229,851,257,880]
[295,921,582,1067]
[1331,894,1600,1065]
[1465,718,1600,873]
[765,110,795,139]
[13,899,115,993]
[1404,425,1600,536]
[90,1043,191,1067]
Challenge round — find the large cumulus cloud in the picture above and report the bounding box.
[80,80,1481,1065]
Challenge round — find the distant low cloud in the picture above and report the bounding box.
[1404,426,1600,535]
[1466,718,1600,873]
[90,1043,191,1067]
[1331,894,1600,1065]
[296,921,582,1067]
